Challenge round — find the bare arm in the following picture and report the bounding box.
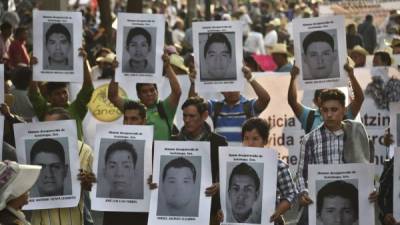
[345,61,364,117]
[188,63,198,98]
[270,200,291,223]
[243,66,270,112]
[80,48,94,89]
[107,60,124,112]
[287,64,303,119]
[164,52,182,108]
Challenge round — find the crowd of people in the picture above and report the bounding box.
[0,0,400,225]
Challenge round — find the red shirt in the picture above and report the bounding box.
[7,39,30,68]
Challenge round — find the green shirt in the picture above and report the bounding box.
[29,85,94,140]
[124,96,177,140]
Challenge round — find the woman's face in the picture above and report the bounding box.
[127,34,150,62]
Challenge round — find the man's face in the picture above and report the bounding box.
[46,33,71,64]
[205,42,231,78]
[229,175,259,220]
[318,196,356,225]
[183,105,207,135]
[162,167,195,209]
[32,152,67,196]
[320,100,345,131]
[127,34,150,62]
[222,92,241,105]
[48,87,69,108]
[138,84,158,107]
[123,109,146,125]
[243,129,266,148]
[349,52,366,67]
[104,150,135,197]
[304,41,336,78]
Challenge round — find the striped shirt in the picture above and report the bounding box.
[30,141,93,225]
[208,96,259,143]
[277,159,298,204]
[296,124,345,194]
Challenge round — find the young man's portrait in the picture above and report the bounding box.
[43,23,73,71]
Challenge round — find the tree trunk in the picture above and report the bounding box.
[98,0,113,48]
[186,0,196,27]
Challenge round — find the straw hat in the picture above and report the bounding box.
[96,53,116,64]
[350,45,369,56]
[170,54,189,73]
[0,161,41,210]
[391,38,400,48]
[268,18,281,27]
[270,43,290,56]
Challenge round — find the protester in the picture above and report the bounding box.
[358,14,377,54]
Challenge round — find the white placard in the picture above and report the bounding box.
[293,15,347,90]
[219,147,278,225]
[193,21,244,93]
[390,103,400,148]
[0,116,4,159]
[394,148,400,221]
[13,120,80,209]
[148,141,212,225]
[308,163,375,225]
[115,13,165,84]
[32,10,83,82]
[91,124,153,212]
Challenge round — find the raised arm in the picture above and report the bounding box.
[107,59,125,112]
[243,66,270,112]
[188,62,198,98]
[345,61,364,117]
[80,48,94,89]
[288,64,303,119]
[163,51,182,108]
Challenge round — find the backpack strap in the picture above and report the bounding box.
[305,110,315,134]
[212,102,224,127]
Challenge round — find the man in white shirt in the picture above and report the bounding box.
[244,24,265,55]
[264,20,279,54]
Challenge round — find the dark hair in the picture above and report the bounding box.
[366,14,373,22]
[181,96,208,114]
[123,100,146,119]
[30,138,66,164]
[203,33,232,58]
[241,118,270,142]
[313,89,323,101]
[12,66,32,90]
[45,107,72,120]
[46,82,68,96]
[105,141,137,168]
[228,163,260,192]
[135,83,158,95]
[162,157,196,182]
[302,31,334,54]
[317,180,358,219]
[45,23,71,44]
[14,27,27,38]
[373,51,392,66]
[0,22,12,31]
[320,89,345,106]
[126,27,152,50]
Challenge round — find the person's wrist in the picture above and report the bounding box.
[247,74,255,83]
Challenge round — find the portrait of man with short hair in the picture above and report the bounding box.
[157,156,201,217]
[122,27,156,73]
[43,23,73,71]
[316,180,358,225]
[200,32,237,81]
[96,139,144,199]
[301,30,339,80]
[226,162,262,223]
[29,138,70,197]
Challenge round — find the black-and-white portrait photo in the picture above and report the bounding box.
[199,32,237,81]
[300,29,339,80]
[26,137,72,197]
[157,156,201,217]
[96,138,145,199]
[122,26,156,73]
[316,180,359,225]
[226,162,263,224]
[43,22,74,71]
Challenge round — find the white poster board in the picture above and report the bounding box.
[32,10,83,83]
[394,148,400,221]
[193,21,244,93]
[91,124,153,212]
[390,103,400,148]
[0,64,4,103]
[0,116,4,160]
[148,141,212,225]
[219,146,278,225]
[308,163,375,225]
[293,15,347,90]
[115,13,165,84]
[13,120,80,209]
